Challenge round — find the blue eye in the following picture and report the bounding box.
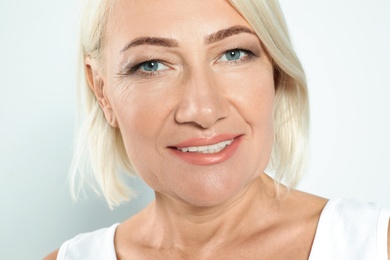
[139,60,168,72]
[219,49,248,62]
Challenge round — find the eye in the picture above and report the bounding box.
[219,49,249,62]
[138,60,169,72]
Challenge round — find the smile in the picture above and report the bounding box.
[169,135,242,165]
[176,139,234,154]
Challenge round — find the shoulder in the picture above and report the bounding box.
[54,223,119,260]
[310,198,390,259]
[388,220,390,260]
[43,249,59,260]
[283,189,328,220]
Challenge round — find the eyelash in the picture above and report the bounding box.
[217,48,255,64]
[122,48,256,78]
[120,59,166,79]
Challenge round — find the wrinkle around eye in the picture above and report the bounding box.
[115,60,171,80]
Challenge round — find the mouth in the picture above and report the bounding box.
[168,135,242,165]
[173,139,234,154]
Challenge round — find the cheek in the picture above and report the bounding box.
[110,83,175,165]
[226,65,275,125]
[228,68,275,158]
[113,81,169,133]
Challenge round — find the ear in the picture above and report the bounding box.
[85,56,118,127]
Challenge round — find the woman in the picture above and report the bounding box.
[46,0,390,259]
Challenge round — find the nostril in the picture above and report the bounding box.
[174,74,229,127]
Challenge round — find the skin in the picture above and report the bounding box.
[105,4,275,208]
[45,0,390,259]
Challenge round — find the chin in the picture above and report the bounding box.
[169,174,256,208]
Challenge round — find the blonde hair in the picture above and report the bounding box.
[71,0,309,208]
[70,0,135,208]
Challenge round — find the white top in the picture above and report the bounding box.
[308,199,389,260]
[57,199,390,259]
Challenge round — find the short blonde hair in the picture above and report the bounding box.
[71,0,309,208]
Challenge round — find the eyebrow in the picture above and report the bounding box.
[120,37,179,53]
[204,25,257,45]
[120,25,256,53]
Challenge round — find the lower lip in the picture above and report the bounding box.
[169,136,242,166]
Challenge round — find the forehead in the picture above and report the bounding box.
[107,0,252,45]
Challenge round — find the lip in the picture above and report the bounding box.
[168,134,242,166]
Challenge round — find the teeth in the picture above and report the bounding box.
[188,147,197,152]
[177,139,233,154]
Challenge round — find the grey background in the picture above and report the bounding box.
[0,0,389,259]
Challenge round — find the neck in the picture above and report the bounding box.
[145,174,281,252]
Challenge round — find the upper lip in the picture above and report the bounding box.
[170,134,241,148]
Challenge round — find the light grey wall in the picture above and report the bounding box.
[0,1,389,259]
[280,0,390,207]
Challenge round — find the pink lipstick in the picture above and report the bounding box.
[169,134,242,165]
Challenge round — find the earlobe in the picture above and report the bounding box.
[84,56,118,127]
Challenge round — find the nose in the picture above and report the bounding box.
[174,68,229,129]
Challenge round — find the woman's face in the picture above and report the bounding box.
[98,0,275,206]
